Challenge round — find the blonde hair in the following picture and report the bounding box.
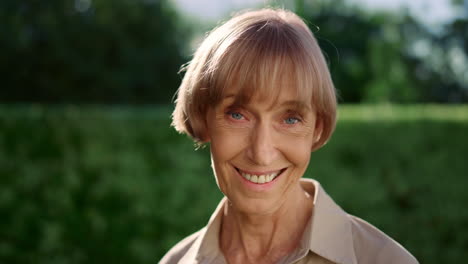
[172,8,337,151]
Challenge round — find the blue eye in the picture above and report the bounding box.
[230,112,244,120]
[284,117,299,124]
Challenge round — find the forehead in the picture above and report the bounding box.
[215,56,313,110]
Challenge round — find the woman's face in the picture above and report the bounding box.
[205,85,321,215]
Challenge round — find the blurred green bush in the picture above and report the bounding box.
[0,0,190,104]
[0,105,467,264]
[1,0,467,105]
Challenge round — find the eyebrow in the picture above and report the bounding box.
[275,100,312,112]
[222,94,236,99]
[222,94,311,112]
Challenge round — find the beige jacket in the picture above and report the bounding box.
[160,179,418,264]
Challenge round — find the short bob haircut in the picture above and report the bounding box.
[172,8,337,151]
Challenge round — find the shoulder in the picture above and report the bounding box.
[348,215,419,264]
[159,228,205,264]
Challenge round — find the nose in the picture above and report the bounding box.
[246,121,279,166]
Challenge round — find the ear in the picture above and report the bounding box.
[195,120,211,143]
[199,131,211,143]
[198,108,212,143]
[313,117,323,144]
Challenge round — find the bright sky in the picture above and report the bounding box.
[170,0,462,26]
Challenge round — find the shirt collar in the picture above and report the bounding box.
[179,178,357,264]
[178,197,226,264]
[303,178,358,264]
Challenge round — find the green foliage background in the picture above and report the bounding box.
[0,0,189,104]
[1,0,467,104]
[1,105,467,264]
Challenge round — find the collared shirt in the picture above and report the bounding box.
[160,179,418,264]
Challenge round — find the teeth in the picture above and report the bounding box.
[251,175,258,183]
[258,175,265,184]
[239,169,281,184]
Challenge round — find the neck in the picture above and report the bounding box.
[220,183,314,264]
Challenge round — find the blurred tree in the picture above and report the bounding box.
[0,0,191,104]
[299,0,468,103]
[0,0,466,104]
[398,7,468,103]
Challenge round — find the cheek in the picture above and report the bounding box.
[210,131,247,195]
[288,145,312,167]
[209,126,248,177]
[210,131,245,161]
[206,110,247,158]
[278,135,313,168]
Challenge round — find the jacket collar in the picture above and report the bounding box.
[178,178,357,264]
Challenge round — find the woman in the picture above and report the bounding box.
[161,8,418,264]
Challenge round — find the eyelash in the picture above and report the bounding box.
[226,110,302,125]
[284,116,302,125]
[228,111,245,120]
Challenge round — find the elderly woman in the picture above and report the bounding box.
[161,8,418,264]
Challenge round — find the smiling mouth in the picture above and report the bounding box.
[235,167,286,184]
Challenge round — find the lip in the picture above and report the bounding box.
[234,166,287,191]
[236,168,284,176]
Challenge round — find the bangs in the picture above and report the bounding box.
[207,20,318,109]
